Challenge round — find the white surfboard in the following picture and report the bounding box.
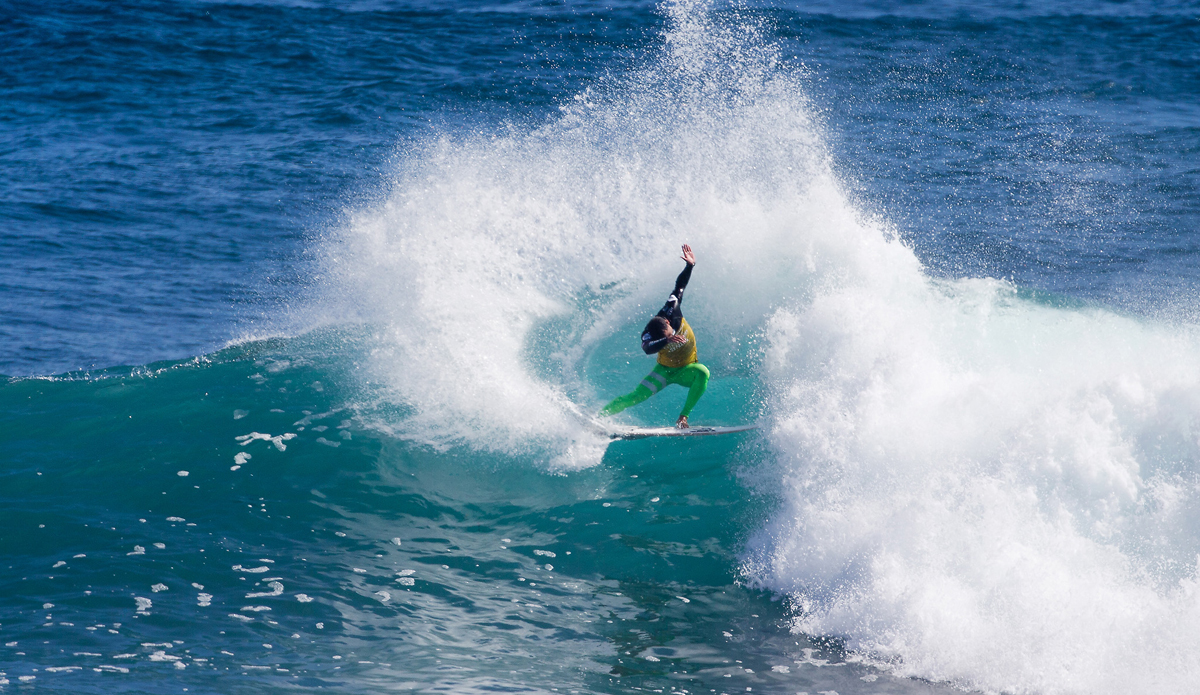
[606,423,759,440]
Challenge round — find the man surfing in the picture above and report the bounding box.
[599,244,709,428]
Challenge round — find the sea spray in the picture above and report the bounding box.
[320,0,863,464]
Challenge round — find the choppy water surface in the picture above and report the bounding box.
[4,1,1200,693]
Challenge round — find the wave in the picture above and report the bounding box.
[317,0,1200,692]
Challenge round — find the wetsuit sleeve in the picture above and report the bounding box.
[672,263,693,304]
[642,334,669,354]
[654,262,693,328]
[656,263,693,318]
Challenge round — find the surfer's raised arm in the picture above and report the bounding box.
[665,244,696,314]
[641,245,696,354]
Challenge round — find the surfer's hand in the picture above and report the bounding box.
[668,334,687,344]
[680,244,695,266]
[676,415,689,429]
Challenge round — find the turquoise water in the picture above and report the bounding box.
[6,1,1200,693]
[2,334,885,693]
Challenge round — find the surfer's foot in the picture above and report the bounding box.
[676,415,689,429]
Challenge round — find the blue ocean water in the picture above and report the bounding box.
[4,1,1200,693]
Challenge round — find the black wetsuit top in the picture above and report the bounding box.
[641,262,694,355]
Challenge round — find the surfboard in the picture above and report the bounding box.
[606,424,759,440]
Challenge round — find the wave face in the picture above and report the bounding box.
[0,336,911,695]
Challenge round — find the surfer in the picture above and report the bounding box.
[600,244,709,428]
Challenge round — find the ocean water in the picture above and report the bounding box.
[4,0,1200,693]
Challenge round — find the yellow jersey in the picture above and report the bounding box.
[657,317,698,368]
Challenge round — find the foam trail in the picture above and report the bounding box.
[321,0,876,465]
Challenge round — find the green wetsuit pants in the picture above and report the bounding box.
[600,362,710,419]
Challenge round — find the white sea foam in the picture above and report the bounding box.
[235,432,296,451]
[246,581,283,598]
[316,0,1200,691]
[744,268,1200,693]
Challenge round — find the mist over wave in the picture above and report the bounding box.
[319,0,1200,692]
[320,0,882,464]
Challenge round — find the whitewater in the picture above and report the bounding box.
[319,2,1200,691]
[5,0,1200,693]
